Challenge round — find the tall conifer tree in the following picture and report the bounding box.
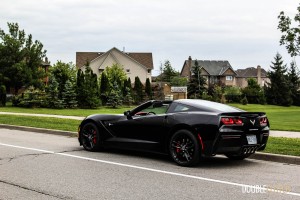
[265,53,292,106]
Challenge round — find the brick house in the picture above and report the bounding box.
[180,56,237,87]
[76,47,153,83]
[41,57,50,86]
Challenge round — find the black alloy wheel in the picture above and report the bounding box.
[81,123,101,151]
[169,130,200,167]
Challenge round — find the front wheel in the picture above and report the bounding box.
[169,130,201,167]
[80,122,102,151]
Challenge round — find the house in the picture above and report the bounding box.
[41,57,50,86]
[76,47,153,83]
[180,56,237,87]
[235,66,269,88]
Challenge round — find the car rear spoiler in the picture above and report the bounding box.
[219,112,266,117]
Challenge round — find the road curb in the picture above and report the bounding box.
[0,124,77,137]
[1,124,299,165]
[249,152,300,165]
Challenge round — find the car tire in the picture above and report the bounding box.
[169,130,200,167]
[80,122,102,151]
[225,153,251,160]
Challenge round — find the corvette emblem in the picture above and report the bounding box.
[250,119,255,126]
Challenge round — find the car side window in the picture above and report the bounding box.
[134,104,169,116]
[142,105,169,114]
[167,103,198,113]
[174,104,190,112]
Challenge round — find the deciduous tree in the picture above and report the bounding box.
[0,22,46,94]
[105,63,127,88]
[278,5,300,57]
[50,61,76,99]
[242,78,265,104]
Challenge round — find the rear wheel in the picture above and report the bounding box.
[169,130,200,167]
[80,122,102,151]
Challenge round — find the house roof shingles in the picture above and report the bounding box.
[76,50,153,70]
[187,60,234,76]
[235,67,267,78]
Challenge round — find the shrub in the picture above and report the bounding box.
[241,96,248,105]
[224,86,241,103]
[12,86,46,108]
[0,85,6,106]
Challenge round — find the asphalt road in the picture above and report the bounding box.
[0,128,300,200]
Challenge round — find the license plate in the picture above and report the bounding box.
[246,135,257,144]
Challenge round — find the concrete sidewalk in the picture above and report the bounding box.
[269,130,300,138]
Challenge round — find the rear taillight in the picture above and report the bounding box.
[260,117,268,126]
[221,117,243,126]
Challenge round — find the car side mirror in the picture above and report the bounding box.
[124,111,132,119]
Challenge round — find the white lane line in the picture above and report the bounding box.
[1,142,299,197]
[0,143,54,154]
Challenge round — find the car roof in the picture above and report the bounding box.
[173,99,244,113]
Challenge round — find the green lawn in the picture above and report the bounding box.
[0,115,79,132]
[0,104,134,117]
[264,137,300,156]
[230,104,300,132]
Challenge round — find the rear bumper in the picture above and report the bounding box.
[214,128,269,154]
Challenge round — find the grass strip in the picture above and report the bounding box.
[0,115,79,132]
[0,104,134,117]
[264,137,300,156]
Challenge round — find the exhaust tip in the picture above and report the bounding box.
[247,148,252,154]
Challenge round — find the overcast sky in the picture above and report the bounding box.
[1,0,300,75]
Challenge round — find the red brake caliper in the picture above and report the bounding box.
[93,130,97,144]
[176,142,180,153]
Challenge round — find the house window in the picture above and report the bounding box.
[147,69,151,73]
[226,76,233,81]
[99,69,104,73]
[210,76,218,84]
[126,69,130,73]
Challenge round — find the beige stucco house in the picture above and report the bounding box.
[76,47,153,83]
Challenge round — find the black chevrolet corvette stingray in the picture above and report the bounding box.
[78,99,269,166]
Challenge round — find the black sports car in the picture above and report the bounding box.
[78,99,269,166]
